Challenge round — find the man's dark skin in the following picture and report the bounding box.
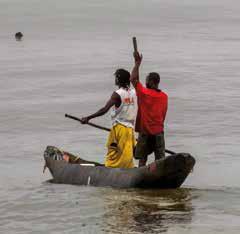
[131,52,159,91]
[81,78,122,124]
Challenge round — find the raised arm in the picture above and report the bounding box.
[80,92,121,124]
[130,51,143,88]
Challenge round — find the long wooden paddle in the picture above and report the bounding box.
[65,114,175,155]
[133,37,138,53]
[65,114,110,131]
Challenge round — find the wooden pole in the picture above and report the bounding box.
[65,114,175,155]
[65,114,110,132]
[132,37,138,53]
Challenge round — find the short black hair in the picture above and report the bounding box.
[114,69,130,88]
[147,72,160,84]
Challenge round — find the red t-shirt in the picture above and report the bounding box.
[135,82,168,135]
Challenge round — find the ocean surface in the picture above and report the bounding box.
[0,0,240,233]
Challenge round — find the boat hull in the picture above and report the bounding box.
[44,146,195,189]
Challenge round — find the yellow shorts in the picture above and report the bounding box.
[105,124,135,169]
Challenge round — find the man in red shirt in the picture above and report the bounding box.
[130,51,168,167]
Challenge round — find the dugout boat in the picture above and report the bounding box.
[43,146,195,188]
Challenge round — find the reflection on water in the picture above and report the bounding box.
[101,188,193,233]
[0,182,192,233]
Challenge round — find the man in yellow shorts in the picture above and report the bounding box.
[80,69,136,168]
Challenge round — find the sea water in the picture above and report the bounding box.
[0,0,240,233]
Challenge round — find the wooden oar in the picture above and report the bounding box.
[133,37,138,53]
[65,114,175,155]
[65,114,110,131]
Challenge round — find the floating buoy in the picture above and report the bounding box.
[15,32,23,41]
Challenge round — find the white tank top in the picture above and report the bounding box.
[111,87,136,128]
